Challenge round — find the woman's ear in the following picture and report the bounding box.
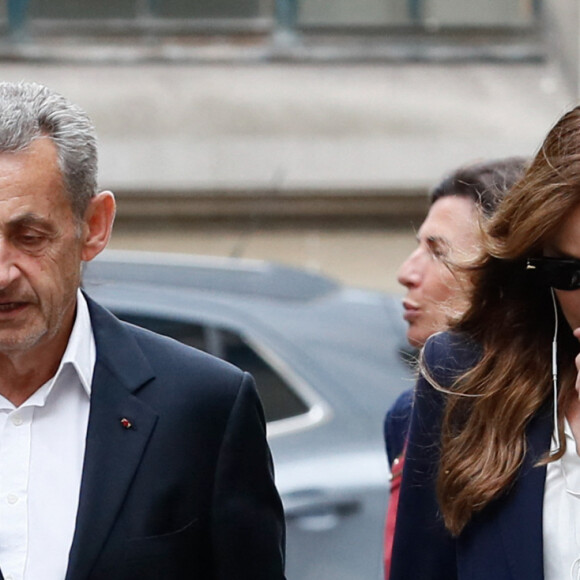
[80,191,116,262]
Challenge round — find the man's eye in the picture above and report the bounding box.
[17,233,46,247]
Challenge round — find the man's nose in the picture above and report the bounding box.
[0,242,20,290]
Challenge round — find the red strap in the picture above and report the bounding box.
[384,450,405,579]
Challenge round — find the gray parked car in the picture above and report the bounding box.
[83,250,413,580]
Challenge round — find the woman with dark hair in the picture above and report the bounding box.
[383,157,527,577]
[396,156,528,351]
[390,106,580,580]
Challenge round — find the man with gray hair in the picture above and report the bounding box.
[0,82,285,580]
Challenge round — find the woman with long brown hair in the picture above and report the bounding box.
[390,106,580,580]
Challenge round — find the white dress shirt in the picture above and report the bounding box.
[543,420,580,580]
[0,291,95,580]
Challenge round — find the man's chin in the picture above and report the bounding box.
[0,329,47,354]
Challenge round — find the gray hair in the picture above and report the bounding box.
[0,81,97,219]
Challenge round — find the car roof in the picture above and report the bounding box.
[85,249,340,302]
[83,250,412,441]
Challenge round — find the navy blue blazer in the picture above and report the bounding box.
[390,332,553,580]
[0,297,286,580]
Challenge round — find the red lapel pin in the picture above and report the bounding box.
[120,417,133,430]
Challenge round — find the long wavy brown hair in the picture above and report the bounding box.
[436,105,580,536]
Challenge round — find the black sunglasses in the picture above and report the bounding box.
[526,257,580,291]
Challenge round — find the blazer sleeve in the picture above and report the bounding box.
[389,332,477,580]
[210,372,286,580]
[384,388,414,467]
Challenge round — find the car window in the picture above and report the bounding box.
[121,313,207,351]
[218,329,309,422]
[115,312,309,423]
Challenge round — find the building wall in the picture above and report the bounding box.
[545,0,579,97]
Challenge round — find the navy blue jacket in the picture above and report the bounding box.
[0,297,286,580]
[390,331,552,580]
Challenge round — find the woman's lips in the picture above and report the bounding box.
[402,300,420,322]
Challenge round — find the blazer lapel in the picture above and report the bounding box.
[65,299,159,580]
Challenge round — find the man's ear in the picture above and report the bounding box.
[80,191,116,262]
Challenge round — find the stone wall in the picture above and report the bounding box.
[545,0,579,97]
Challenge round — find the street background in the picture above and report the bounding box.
[0,59,569,294]
[0,0,575,294]
[0,6,577,579]
[108,221,419,293]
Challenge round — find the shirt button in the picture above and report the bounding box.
[11,415,23,426]
[7,494,18,505]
